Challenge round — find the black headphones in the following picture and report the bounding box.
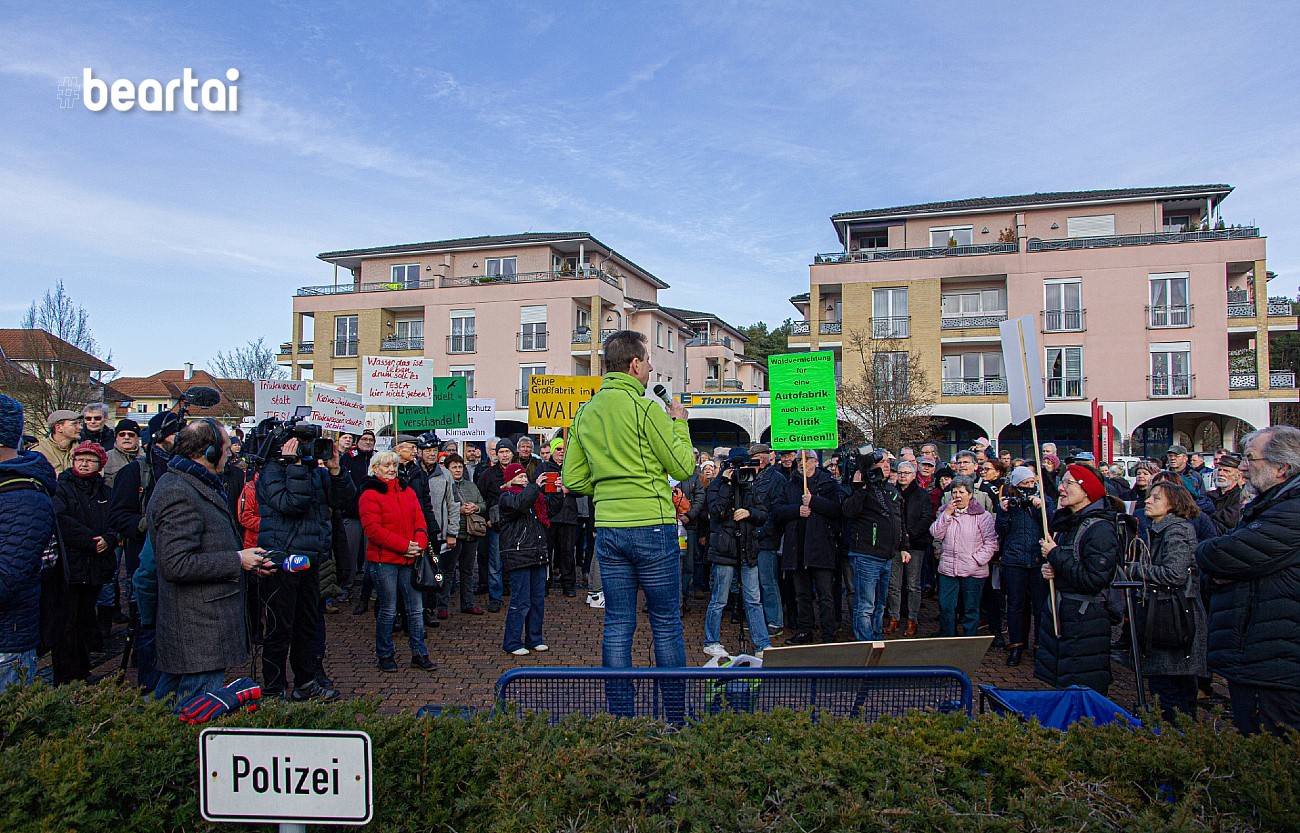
[201,417,225,466]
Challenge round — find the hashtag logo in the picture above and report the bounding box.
[58,77,81,109]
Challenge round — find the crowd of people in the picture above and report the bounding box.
[1,350,1297,736]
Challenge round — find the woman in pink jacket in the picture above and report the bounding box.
[929,476,999,637]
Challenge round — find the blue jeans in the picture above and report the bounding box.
[372,562,427,659]
[486,529,503,603]
[154,669,226,710]
[503,565,546,651]
[0,650,37,694]
[849,553,892,641]
[938,574,985,637]
[757,549,783,628]
[704,563,771,652]
[596,524,687,669]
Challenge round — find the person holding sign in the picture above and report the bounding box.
[772,450,844,644]
[562,330,696,672]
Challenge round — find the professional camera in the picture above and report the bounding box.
[836,442,885,487]
[246,406,334,466]
[724,455,761,484]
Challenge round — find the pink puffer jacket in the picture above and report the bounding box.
[929,499,999,578]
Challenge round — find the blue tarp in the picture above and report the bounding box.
[980,685,1142,730]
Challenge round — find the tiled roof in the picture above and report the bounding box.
[831,184,1233,223]
[0,355,43,390]
[625,298,694,327]
[111,370,252,419]
[0,329,115,371]
[659,306,749,342]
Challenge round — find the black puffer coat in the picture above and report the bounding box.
[52,469,118,585]
[1196,474,1300,691]
[841,480,903,560]
[705,474,768,568]
[773,468,843,571]
[1034,499,1119,694]
[899,481,936,553]
[256,459,356,562]
[752,464,787,551]
[497,483,549,572]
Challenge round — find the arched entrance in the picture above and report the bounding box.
[495,419,529,444]
[1131,412,1257,458]
[932,417,987,462]
[999,414,1093,461]
[688,418,750,452]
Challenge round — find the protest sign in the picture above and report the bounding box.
[361,356,433,406]
[768,351,838,449]
[394,378,468,432]
[308,386,366,433]
[442,398,495,440]
[528,375,602,427]
[253,379,306,421]
[999,316,1046,426]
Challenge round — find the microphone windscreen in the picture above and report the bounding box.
[183,386,222,408]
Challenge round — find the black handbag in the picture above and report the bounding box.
[1138,579,1196,653]
[411,545,445,592]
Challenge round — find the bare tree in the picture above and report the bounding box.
[12,282,115,433]
[837,329,937,452]
[210,337,286,381]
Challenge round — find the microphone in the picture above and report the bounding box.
[181,386,222,408]
[651,384,672,407]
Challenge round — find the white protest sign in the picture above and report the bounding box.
[361,356,433,406]
[253,380,306,421]
[999,316,1046,426]
[309,386,366,433]
[442,398,495,440]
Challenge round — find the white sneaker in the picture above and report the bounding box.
[509,647,530,656]
[532,644,549,652]
[587,592,605,609]
[703,643,729,657]
[754,649,765,659]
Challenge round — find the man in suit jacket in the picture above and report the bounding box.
[147,419,274,707]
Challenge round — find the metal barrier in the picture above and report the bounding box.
[494,666,972,724]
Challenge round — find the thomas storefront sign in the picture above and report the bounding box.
[681,392,760,407]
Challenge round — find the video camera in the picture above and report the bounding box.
[836,442,886,488]
[246,405,334,466]
[723,455,762,485]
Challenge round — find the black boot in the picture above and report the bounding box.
[96,605,115,639]
[352,595,369,615]
[1007,647,1023,667]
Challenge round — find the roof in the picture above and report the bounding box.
[0,329,115,372]
[111,370,253,419]
[625,298,694,328]
[659,306,749,342]
[789,292,809,304]
[317,232,669,289]
[831,185,1234,224]
[0,355,43,390]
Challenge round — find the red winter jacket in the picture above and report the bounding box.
[358,476,428,565]
[237,477,260,550]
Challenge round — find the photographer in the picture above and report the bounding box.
[841,450,904,642]
[256,432,356,702]
[701,448,771,657]
[996,466,1053,666]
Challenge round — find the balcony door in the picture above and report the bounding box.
[334,315,358,357]
[1150,273,1190,327]
[1045,346,1083,399]
[1044,280,1083,331]
[1151,346,1191,397]
[872,287,909,338]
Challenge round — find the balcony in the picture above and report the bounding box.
[1227,289,1294,318]
[1229,373,1258,390]
[1027,226,1260,252]
[515,389,529,409]
[814,241,1017,264]
[298,278,440,296]
[791,321,811,336]
[686,336,738,348]
[941,312,1007,330]
[332,339,358,358]
[440,268,622,290]
[703,379,745,391]
[517,331,549,352]
[819,321,842,336]
[1269,298,1294,316]
[942,377,1008,396]
[278,342,293,356]
[1041,308,1086,333]
[600,329,618,343]
[298,341,314,354]
[381,336,423,351]
[1146,304,1193,329]
[571,328,592,344]
[869,316,909,339]
[1149,374,1194,398]
[1271,371,1297,389]
[1046,377,1086,400]
[447,334,476,354]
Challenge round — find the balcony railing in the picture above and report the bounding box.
[1027,226,1260,252]
[297,278,440,296]
[791,321,811,336]
[941,312,1007,330]
[686,336,737,348]
[446,334,476,354]
[600,329,618,343]
[381,336,424,351]
[814,241,1017,264]
[1269,298,1294,316]
[1149,374,1194,398]
[332,339,358,358]
[1046,377,1086,400]
[298,341,314,354]
[1042,308,1086,332]
[1227,289,1294,318]
[517,331,549,352]
[440,269,621,290]
[1271,371,1297,389]
[516,389,529,409]
[870,316,909,339]
[703,379,745,391]
[571,329,592,344]
[278,342,293,356]
[819,321,842,336]
[942,378,1008,396]
[1229,373,1258,390]
[1147,304,1194,328]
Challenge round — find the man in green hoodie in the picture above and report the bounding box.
[563,330,695,673]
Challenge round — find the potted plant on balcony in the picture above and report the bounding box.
[947,234,958,248]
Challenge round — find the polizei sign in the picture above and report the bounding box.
[199,728,373,825]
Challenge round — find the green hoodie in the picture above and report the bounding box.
[561,372,696,528]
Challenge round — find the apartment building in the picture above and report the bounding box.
[786,185,1297,458]
[281,233,694,436]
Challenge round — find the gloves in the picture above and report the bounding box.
[177,677,262,725]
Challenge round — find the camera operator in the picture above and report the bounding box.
[255,432,355,702]
[841,450,904,641]
[701,448,771,657]
[749,443,786,638]
[996,466,1053,667]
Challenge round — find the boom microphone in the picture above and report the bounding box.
[181,386,222,408]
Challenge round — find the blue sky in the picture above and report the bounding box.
[2,1,1298,376]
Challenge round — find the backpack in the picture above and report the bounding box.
[671,486,691,519]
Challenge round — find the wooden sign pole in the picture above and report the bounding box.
[1018,325,1060,637]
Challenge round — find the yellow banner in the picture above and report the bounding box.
[528,374,603,427]
[683,392,760,407]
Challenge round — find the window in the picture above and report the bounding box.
[668,328,675,352]
[873,351,909,399]
[941,288,1007,320]
[942,352,1004,395]
[1043,279,1084,331]
[392,318,423,349]
[486,257,517,278]
[853,228,890,250]
[576,307,590,329]
[332,368,358,393]
[1045,346,1084,399]
[449,309,476,353]
[518,364,546,407]
[333,315,358,357]
[929,225,974,247]
[449,366,475,397]
[1150,343,1192,397]
[390,264,420,288]
[1066,215,1116,238]
[520,305,547,351]
[136,403,147,413]
[1163,214,1193,233]
[872,287,909,338]
[656,322,664,348]
[1149,273,1191,327]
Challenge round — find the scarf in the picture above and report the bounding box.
[169,455,226,498]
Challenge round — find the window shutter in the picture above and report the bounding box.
[520,305,547,325]
[1066,215,1116,238]
[1065,348,1082,377]
[332,368,358,392]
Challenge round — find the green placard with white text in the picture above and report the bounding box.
[394,378,468,432]
[768,351,838,450]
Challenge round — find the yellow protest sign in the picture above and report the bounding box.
[528,375,602,427]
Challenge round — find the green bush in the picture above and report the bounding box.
[1,679,1296,832]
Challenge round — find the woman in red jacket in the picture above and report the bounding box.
[357,450,434,673]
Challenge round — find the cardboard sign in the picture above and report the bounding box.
[253,380,306,422]
[768,351,838,449]
[308,386,365,433]
[999,316,1046,425]
[442,398,495,440]
[394,378,468,432]
[361,356,433,406]
[527,374,602,427]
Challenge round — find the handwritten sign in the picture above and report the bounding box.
[253,380,307,421]
[768,351,838,450]
[361,356,433,406]
[442,398,495,440]
[528,375,603,428]
[308,386,366,433]
[394,378,468,432]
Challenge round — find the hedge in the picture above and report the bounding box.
[1,678,1296,832]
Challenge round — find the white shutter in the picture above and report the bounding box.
[1066,214,1116,238]
[1064,347,1082,378]
[332,368,358,392]
[520,305,547,325]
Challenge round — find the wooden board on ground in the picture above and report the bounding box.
[760,640,884,668]
[874,635,994,677]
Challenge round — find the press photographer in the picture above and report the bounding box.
[840,447,905,641]
[701,448,771,657]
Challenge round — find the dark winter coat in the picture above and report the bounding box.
[1136,515,1206,677]
[80,425,115,449]
[52,469,118,585]
[995,488,1055,569]
[475,463,508,509]
[497,483,549,572]
[679,471,710,529]
[108,444,172,561]
[1034,499,1120,693]
[774,467,843,571]
[1196,474,1300,691]
[752,464,788,551]
[398,460,439,540]
[0,451,57,653]
[705,474,768,568]
[1207,485,1244,535]
[543,460,580,525]
[899,481,936,553]
[841,480,904,560]
[256,459,356,563]
[340,449,374,519]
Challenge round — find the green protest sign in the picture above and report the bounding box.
[394,377,468,432]
[768,351,838,449]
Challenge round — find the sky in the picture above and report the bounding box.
[2,1,1299,376]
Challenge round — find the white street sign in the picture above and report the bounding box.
[199,728,373,825]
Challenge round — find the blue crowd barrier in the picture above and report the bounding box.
[494,666,972,724]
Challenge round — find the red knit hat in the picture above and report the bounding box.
[1066,464,1105,504]
[502,463,527,483]
[71,440,108,469]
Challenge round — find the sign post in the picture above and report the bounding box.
[527,374,602,428]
